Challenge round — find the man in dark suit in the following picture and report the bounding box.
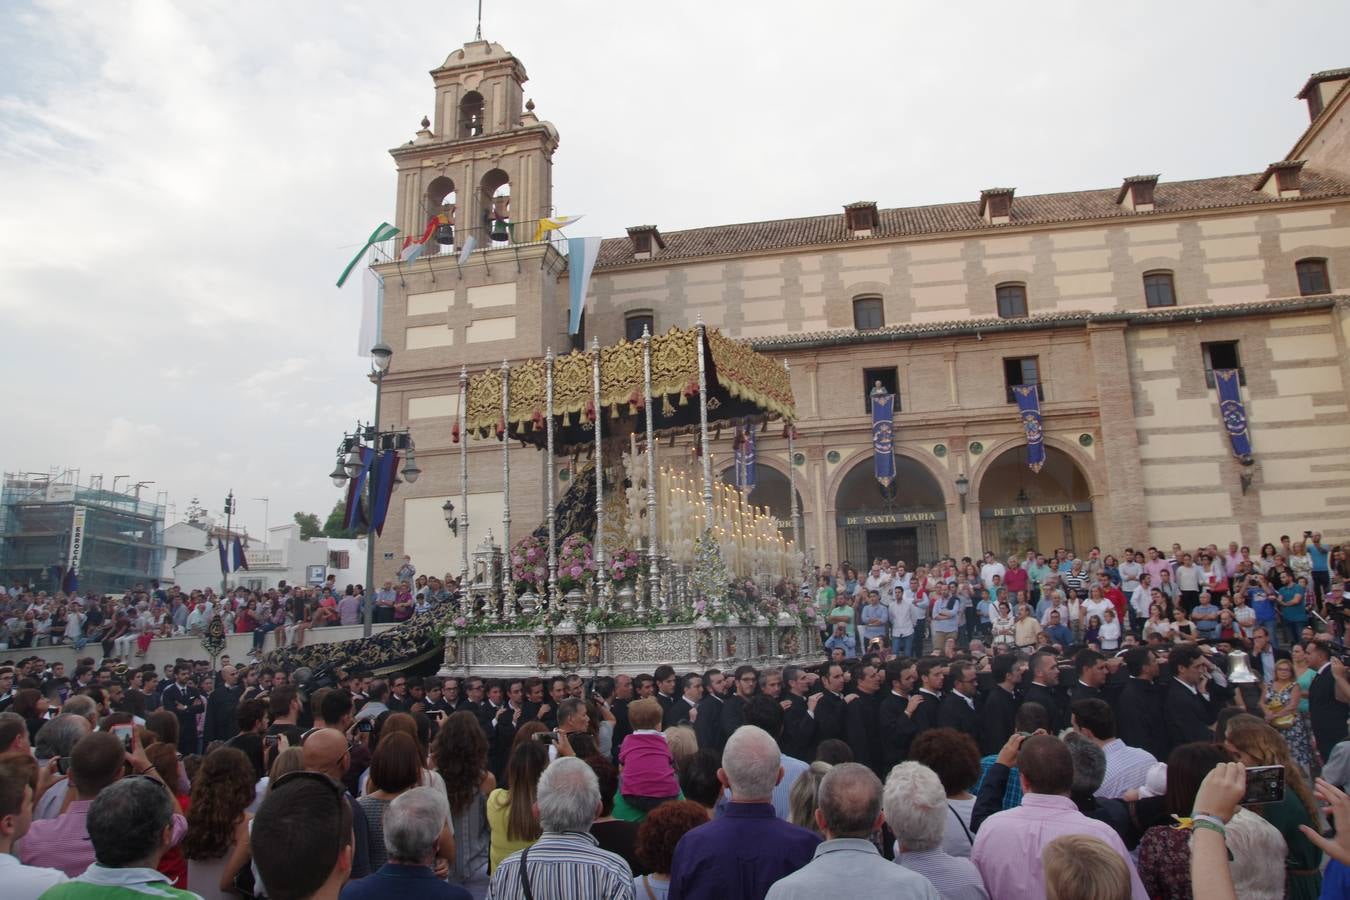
[203,663,243,745]
[937,660,980,740]
[844,661,886,776]
[1023,652,1067,732]
[1163,645,1220,753]
[693,669,726,753]
[1068,649,1108,705]
[161,663,204,755]
[810,662,849,753]
[978,653,1025,756]
[653,665,678,719]
[1116,647,1168,761]
[605,675,633,762]
[778,665,816,761]
[664,672,702,729]
[911,658,947,734]
[719,665,759,741]
[879,658,921,772]
[1307,641,1350,758]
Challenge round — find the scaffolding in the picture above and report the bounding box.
[0,470,166,595]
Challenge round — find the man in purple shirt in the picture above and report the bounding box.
[19,731,188,877]
[971,734,1146,900]
[667,725,820,900]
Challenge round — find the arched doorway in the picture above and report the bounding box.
[976,444,1095,557]
[833,455,948,568]
[718,465,803,540]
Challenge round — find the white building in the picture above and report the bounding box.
[172,523,369,593]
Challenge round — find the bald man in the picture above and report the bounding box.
[302,728,371,879]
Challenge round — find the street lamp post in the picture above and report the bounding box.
[221,490,236,597]
[330,342,422,637]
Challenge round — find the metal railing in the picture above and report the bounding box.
[370,217,577,267]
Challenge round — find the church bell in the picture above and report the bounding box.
[436,221,455,246]
[1227,649,1259,683]
[490,217,510,242]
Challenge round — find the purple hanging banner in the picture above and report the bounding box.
[871,382,896,488]
[1213,368,1253,459]
[1012,384,1046,473]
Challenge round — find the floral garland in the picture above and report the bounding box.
[510,535,547,595]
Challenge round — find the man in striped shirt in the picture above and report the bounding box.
[487,757,633,900]
[1069,699,1158,801]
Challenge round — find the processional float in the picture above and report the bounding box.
[439,319,822,674]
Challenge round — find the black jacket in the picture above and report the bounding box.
[812,691,848,750]
[937,692,980,740]
[693,694,725,754]
[845,690,885,777]
[779,693,816,761]
[720,694,749,742]
[1163,679,1217,754]
[204,683,242,744]
[1116,678,1168,760]
[878,692,920,772]
[911,690,943,734]
[663,696,699,730]
[977,686,1020,756]
[1022,682,1066,731]
[1309,665,1350,756]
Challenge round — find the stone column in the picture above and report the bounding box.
[1086,321,1147,549]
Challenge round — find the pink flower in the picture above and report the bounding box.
[512,554,524,566]
[570,565,583,578]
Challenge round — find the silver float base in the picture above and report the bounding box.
[438,621,822,677]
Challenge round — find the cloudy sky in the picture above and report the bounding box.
[1,0,1347,540]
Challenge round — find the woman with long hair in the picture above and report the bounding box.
[11,688,47,742]
[486,738,548,872]
[1263,658,1314,773]
[433,711,495,899]
[183,747,257,900]
[359,711,444,796]
[788,760,831,836]
[1137,742,1231,900]
[358,731,455,871]
[1224,714,1323,899]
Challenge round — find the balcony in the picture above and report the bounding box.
[372,217,576,268]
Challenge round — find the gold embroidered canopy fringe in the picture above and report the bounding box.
[465,326,796,455]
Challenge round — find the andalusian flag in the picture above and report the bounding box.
[534,215,584,242]
[336,222,399,287]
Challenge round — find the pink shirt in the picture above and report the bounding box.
[971,793,1146,900]
[19,799,189,878]
[618,731,679,799]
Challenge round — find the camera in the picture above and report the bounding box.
[1243,765,1285,805]
[357,720,374,733]
[263,734,280,749]
[532,731,560,744]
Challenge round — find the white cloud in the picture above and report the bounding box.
[1,0,1346,539]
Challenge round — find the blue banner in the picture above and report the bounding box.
[218,535,230,574]
[370,450,400,537]
[735,422,757,492]
[1012,385,1046,473]
[871,385,896,488]
[344,446,375,531]
[1214,368,1252,459]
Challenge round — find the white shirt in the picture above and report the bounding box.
[1095,739,1159,800]
[889,594,917,636]
[1081,598,1112,625]
[0,851,68,900]
[980,562,1007,591]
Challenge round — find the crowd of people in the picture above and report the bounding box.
[1,534,1350,899]
[0,556,455,657]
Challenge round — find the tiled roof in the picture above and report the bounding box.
[1298,67,1350,99]
[593,170,1350,270]
[746,295,1350,351]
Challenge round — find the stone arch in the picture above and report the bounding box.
[968,437,1099,557]
[826,448,955,568]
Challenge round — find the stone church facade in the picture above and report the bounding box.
[369,41,1350,583]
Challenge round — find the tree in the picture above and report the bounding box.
[323,498,366,539]
[294,511,322,540]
